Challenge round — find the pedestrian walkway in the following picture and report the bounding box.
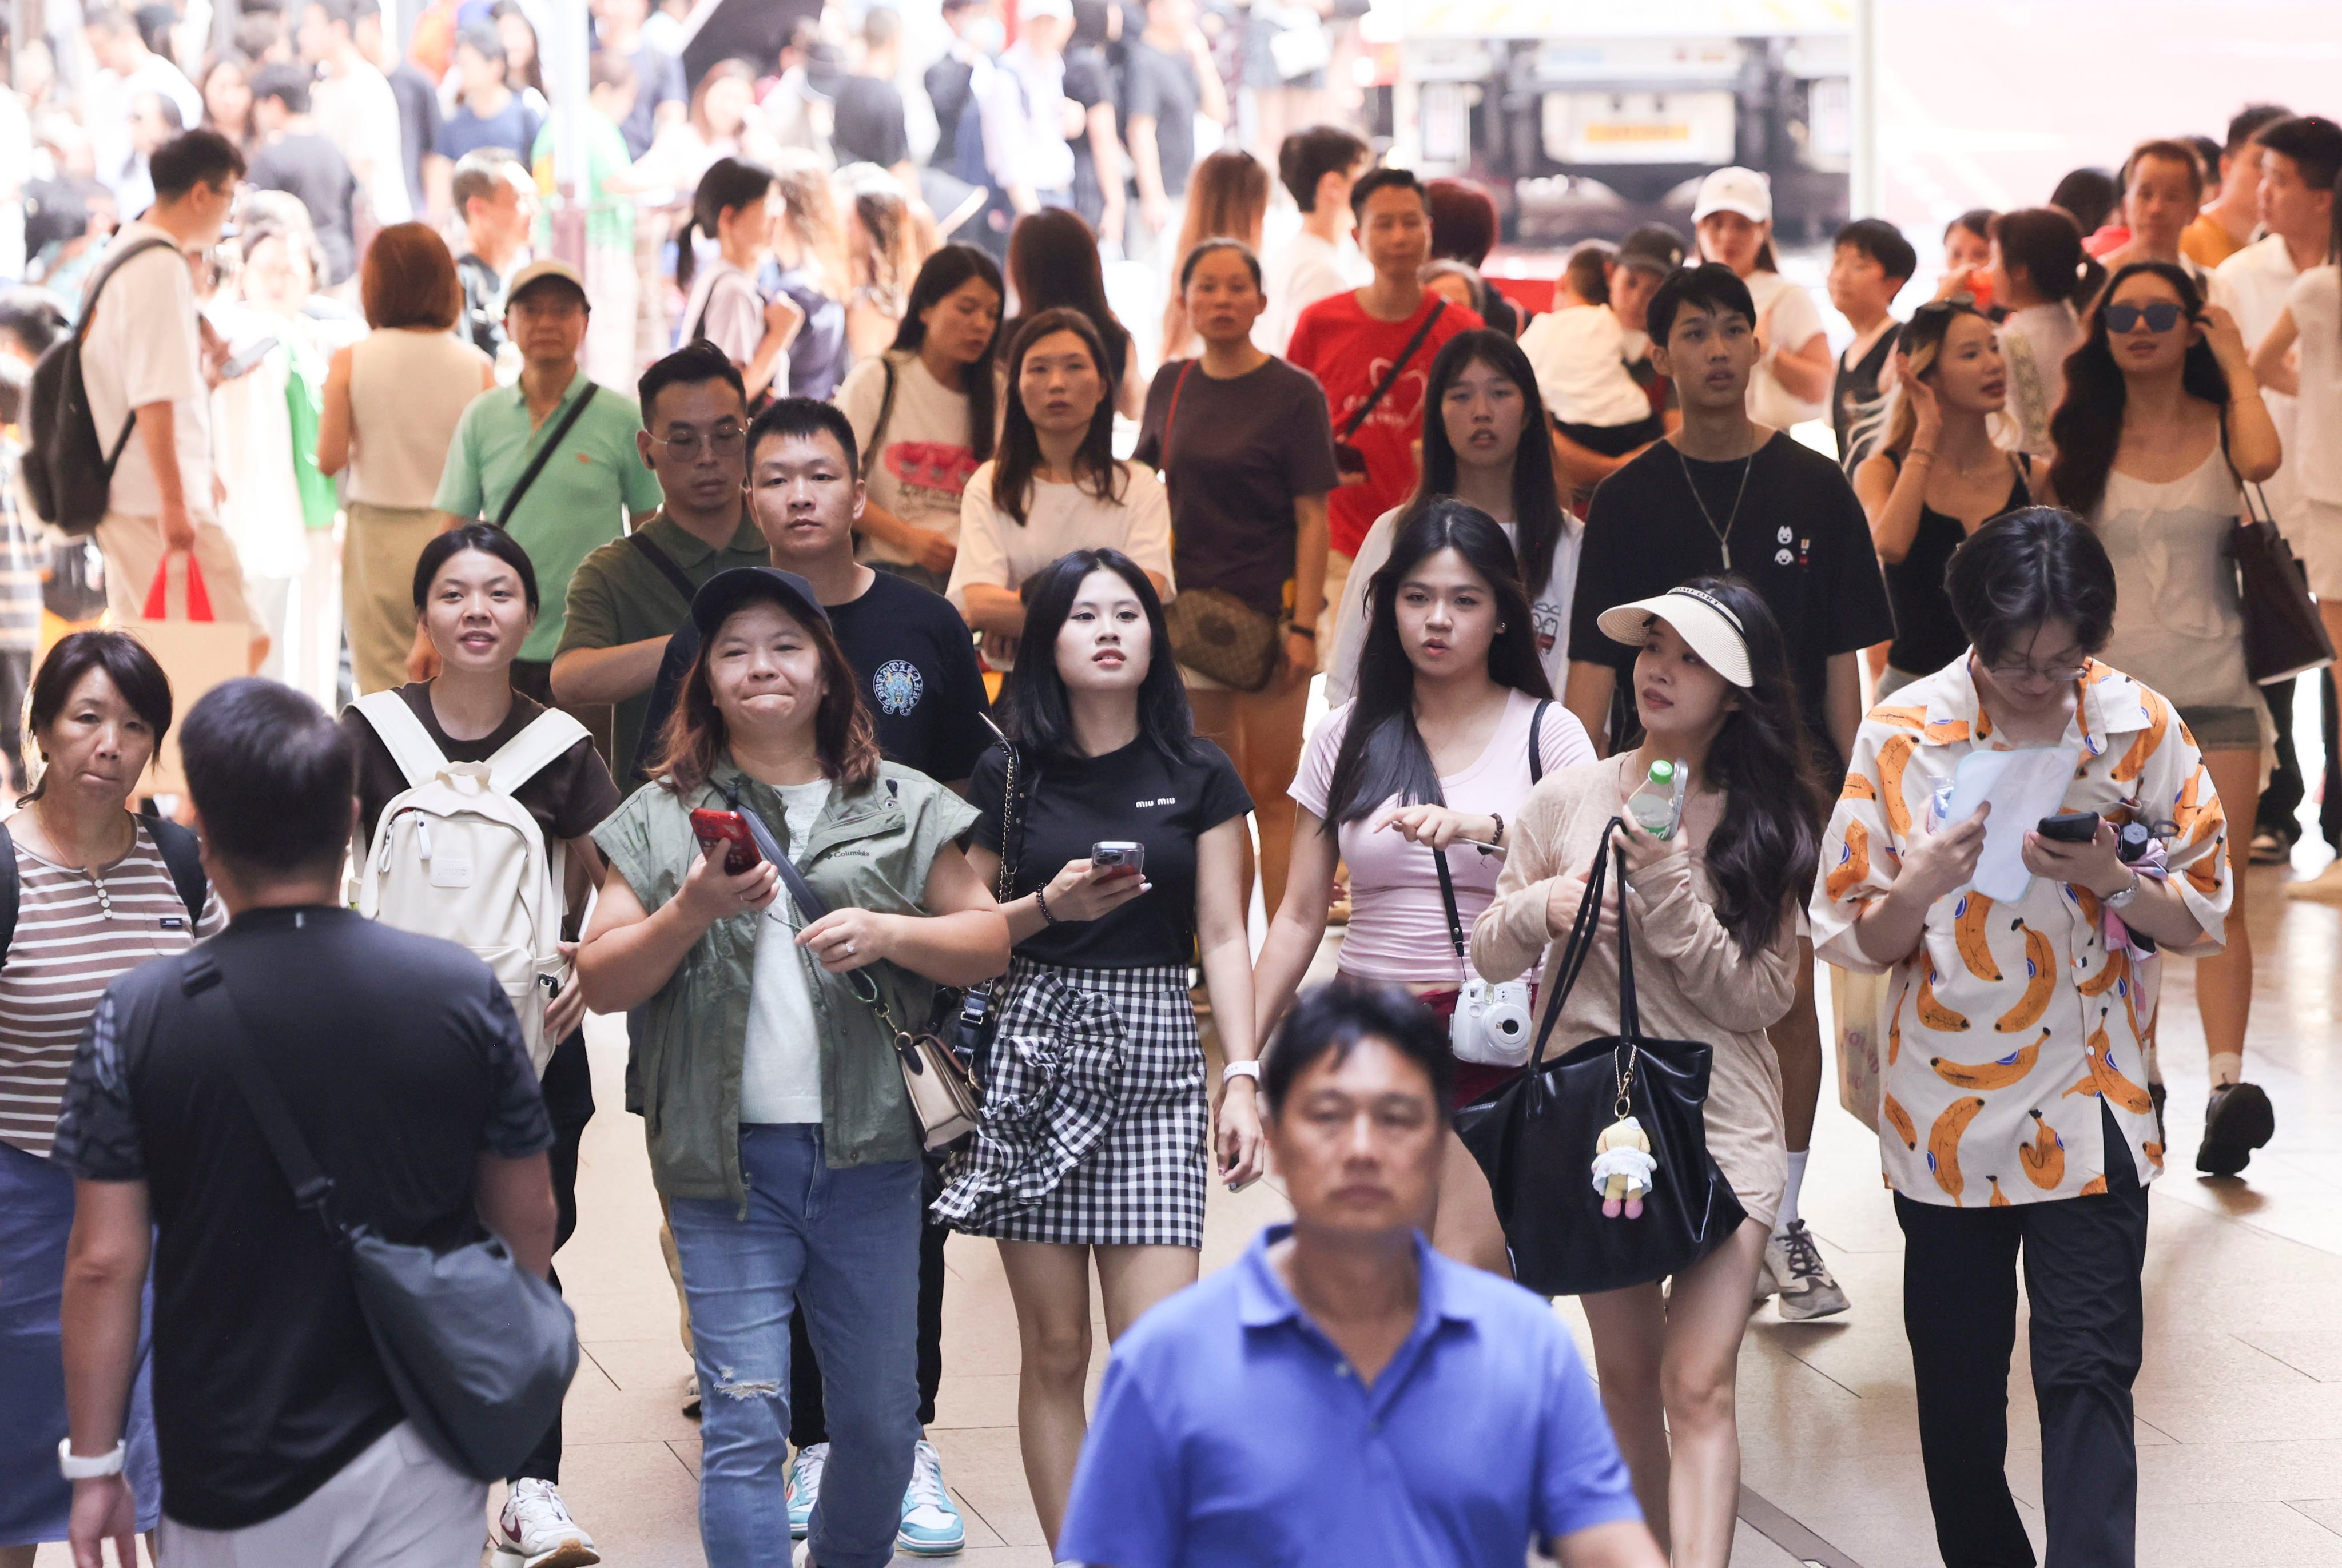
[35,863,2342,1567]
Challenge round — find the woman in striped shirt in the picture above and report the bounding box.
[0,632,223,1566]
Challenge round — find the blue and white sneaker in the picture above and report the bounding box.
[897,1439,966,1556]
[785,1442,826,1541]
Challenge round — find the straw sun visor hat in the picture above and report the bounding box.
[1596,588,1755,689]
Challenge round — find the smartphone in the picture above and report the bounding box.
[689,809,762,874]
[1091,841,1145,877]
[2037,810,2101,844]
[218,335,279,380]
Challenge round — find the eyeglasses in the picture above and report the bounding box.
[649,425,748,461]
[1982,656,2087,686]
[2103,301,2185,334]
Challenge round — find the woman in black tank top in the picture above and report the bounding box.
[1852,301,2041,691]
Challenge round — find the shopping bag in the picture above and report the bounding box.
[1830,963,1887,1135]
[123,553,251,797]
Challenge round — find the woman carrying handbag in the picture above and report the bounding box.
[1469,579,1819,1568]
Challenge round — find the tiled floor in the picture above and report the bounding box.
[36,857,2342,1567]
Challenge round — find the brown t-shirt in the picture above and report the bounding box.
[343,683,624,851]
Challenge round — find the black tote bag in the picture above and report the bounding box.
[1453,820,1746,1296]
[2232,481,2335,684]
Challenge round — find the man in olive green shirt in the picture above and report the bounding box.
[430,258,663,711]
[552,342,770,779]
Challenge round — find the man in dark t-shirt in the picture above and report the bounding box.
[246,64,358,283]
[53,679,555,1561]
[833,6,913,173]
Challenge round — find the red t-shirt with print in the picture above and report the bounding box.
[1286,290,1483,556]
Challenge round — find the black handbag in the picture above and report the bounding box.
[190,952,579,1482]
[2232,480,2335,684]
[1453,820,1747,1296]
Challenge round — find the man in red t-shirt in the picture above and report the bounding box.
[1286,166,1481,634]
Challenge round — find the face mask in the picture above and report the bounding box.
[968,17,1006,54]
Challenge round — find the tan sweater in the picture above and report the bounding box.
[1471,755,1794,1228]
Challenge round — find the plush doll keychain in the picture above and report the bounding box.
[1591,1115,1656,1218]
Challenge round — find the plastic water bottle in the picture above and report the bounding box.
[1627,759,1686,839]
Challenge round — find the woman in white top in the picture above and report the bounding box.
[1329,330,1580,706]
[1691,167,1830,430]
[674,156,804,404]
[319,222,495,697]
[2045,260,2281,1177]
[1987,208,2089,457]
[947,309,1173,670]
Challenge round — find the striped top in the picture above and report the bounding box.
[0,817,227,1157]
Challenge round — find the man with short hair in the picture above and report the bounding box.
[1123,0,1228,269]
[924,0,995,172]
[1263,126,1369,355]
[82,130,261,652]
[452,148,536,362]
[2097,139,2208,277]
[1059,981,1663,1568]
[299,0,413,225]
[552,343,775,781]
[594,0,686,160]
[430,258,663,746]
[81,5,203,209]
[247,63,359,284]
[1565,264,1892,1325]
[833,6,916,181]
[55,678,559,1568]
[1826,216,1918,465]
[1286,166,1482,634]
[355,0,440,218]
[109,90,184,217]
[2183,103,2293,270]
[426,25,540,217]
[628,399,992,1557]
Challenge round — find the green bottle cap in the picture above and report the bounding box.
[1648,760,1675,785]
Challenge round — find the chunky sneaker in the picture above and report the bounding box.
[786,1442,828,1541]
[491,1479,599,1568]
[1750,1240,1783,1304]
[2196,1081,2275,1176]
[1768,1221,1851,1321]
[898,1439,967,1555]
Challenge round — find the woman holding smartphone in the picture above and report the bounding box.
[1255,503,1593,1272]
[577,567,1007,1568]
[933,549,1260,1553]
[1472,579,1818,1568]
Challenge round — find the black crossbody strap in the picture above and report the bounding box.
[629,530,699,602]
[185,954,340,1222]
[1339,299,1446,441]
[80,237,181,469]
[494,383,600,530]
[1433,847,1468,960]
[1529,699,1550,785]
[862,355,900,480]
[717,783,830,920]
[1523,815,1631,1070]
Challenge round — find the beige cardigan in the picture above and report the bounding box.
[1470,755,1795,1229]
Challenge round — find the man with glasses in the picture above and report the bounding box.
[552,341,771,782]
[429,257,662,757]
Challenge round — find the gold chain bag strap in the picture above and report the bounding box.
[1155,361,1287,691]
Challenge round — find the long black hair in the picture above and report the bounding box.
[1322,501,1549,828]
[992,308,1126,524]
[21,632,175,806]
[1398,329,1567,599]
[2047,261,2231,518]
[1003,549,1195,766]
[1003,207,1132,387]
[677,155,773,293]
[891,241,1002,463]
[1656,575,1822,958]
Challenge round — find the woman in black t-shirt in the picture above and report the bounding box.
[932,548,1259,1553]
[1132,238,1338,920]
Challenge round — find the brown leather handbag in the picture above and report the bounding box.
[1155,360,1287,690]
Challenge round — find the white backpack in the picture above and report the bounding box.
[353,691,588,1076]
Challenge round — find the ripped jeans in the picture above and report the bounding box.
[667,1124,923,1568]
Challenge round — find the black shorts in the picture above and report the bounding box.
[1556,413,1665,457]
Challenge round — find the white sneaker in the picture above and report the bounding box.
[1768,1220,1851,1321]
[786,1442,827,1539]
[897,1439,967,1555]
[491,1479,599,1568]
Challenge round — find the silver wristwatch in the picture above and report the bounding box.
[2105,870,2142,910]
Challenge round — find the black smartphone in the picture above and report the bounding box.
[2037,810,2101,844]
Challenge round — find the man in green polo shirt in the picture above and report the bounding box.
[430,257,662,723]
[551,341,770,778]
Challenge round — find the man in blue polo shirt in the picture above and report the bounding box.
[1060,982,1661,1568]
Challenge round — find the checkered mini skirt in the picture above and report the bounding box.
[931,958,1207,1249]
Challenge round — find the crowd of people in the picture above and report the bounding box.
[0,3,2336,1565]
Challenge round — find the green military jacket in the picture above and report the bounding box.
[594,758,980,1206]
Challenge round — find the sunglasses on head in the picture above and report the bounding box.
[2103,300,2185,334]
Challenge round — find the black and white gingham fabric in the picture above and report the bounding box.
[932,959,1206,1248]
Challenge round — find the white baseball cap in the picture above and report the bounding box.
[1691,166,1772,226]
[1596,587,1756,689]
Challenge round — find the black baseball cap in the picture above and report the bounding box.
[1616,223,1688,277]
[690,567,831,639]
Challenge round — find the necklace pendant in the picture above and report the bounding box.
[1720,544,1731,571]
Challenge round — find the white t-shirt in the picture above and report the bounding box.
[1263,230,1360,356]
[315,63,413,225]
[1744,270,1826,429]
[947,461,1176,654]
[678,257,771,379]
[2213,236,2308,540]
[837,353,982,560]
[2287,266,2342,507]
[741,780,832,1123]
[82,223,214,522]
[1326,504,1581,709]
[1518,303,1650,428]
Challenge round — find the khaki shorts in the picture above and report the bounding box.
[158,1422,484,1568]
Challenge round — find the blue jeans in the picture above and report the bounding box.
[666,1125,922,1568]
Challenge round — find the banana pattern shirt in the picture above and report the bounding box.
[1810,656,2232,1209]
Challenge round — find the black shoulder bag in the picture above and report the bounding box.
[185,952,578,1481]
[1332,299,1446,485]
[494,383,600,530]
[1452,819,1747,1295]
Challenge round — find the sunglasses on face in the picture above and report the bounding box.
[2104,301,2185,334]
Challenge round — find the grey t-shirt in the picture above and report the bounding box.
[1124,42,1200,196]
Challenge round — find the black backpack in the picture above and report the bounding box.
[0,810,209,963]
[19,235,181,536]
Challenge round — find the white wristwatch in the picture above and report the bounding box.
[58,1439,125,1480]
[1221,1060,1261,1086]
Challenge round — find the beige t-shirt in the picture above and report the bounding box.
[837,353,983,561]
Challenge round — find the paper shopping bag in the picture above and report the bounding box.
[1830,963,1887,1135]
[122,554,251,797]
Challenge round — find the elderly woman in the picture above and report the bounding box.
[1810,507,2228,1568]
